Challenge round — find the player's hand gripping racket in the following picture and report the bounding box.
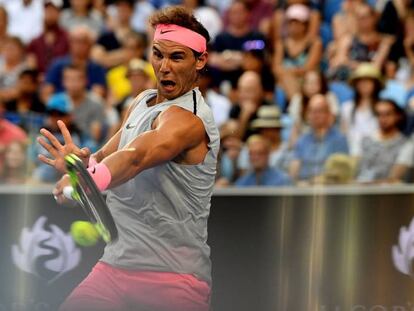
[63,153,118,244]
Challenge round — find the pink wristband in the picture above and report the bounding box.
[88,157,98,168]
[87,163,112,192]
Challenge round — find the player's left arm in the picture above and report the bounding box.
[101,105,207,188]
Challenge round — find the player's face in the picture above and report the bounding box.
[151,40,207,101]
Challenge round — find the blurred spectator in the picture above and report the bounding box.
[0,6,8,56]
[289,94,349,183]
[112,58,155,130]
[271,0,321,42]
[273,4,323,100]
[0,140,29,184]
[0,36,29,103]
[380,60,408,108]
[314,153,355,185]
[47,64,106,151]
[241,40,275,101]
[32,97,82,183]
[198,68,231,128]
[182,0,223,41]
[288,70,339,147]
[329,4,394,79]
[229,71,270,140]
[27,0,69,76]
[131,0,155,34]
[43,25,106,100]
[60,0,104,34]
[242,0,274,35]
[331,0,364,43]
[238,105,291,173]
[235,134,292,187]
[4,0,44,44]
[91,0,134,69]
[106,32,151,103]
[377,0,414,63]
[404,11,414,91]
[341,63,382,155]
[3,69,46,133]
[209,0,266,91]
[206,0,232,15]
[215,120,242,187]
[355,99,413,183]
[0,112,28,177]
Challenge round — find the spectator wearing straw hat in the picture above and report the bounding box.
[238,105,291,173]
[341,62,383,155]
[235,134,292,187]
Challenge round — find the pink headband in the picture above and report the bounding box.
[154,24,207,53]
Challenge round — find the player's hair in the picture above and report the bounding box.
[149,6,210,56]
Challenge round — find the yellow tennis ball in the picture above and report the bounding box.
[70,221,100,247]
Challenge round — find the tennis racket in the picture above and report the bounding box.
[63,153,118,244]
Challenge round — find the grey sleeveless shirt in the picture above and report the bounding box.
[101,88,219,285]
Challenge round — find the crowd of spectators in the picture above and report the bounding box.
[1,0,414,187]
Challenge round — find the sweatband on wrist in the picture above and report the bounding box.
[87,163,112,192]
[154,24,207,53]
[88,156,98,168]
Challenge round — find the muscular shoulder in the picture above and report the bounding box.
[154,105,205,142]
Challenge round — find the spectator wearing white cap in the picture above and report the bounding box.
[272,0,321,42]
[272,4,323,101]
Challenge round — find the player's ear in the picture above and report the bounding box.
[196,52,208,71]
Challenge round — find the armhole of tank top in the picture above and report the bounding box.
[130,89,155,111]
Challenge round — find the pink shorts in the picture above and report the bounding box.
[59,262,211,311]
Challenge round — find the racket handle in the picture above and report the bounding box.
[63,186,74,200]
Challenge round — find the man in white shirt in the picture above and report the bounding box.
[355,99,414,183]
[4,0,44,44]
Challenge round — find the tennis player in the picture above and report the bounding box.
[37,6,219,311]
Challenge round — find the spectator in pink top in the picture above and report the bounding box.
[0,112,28,176]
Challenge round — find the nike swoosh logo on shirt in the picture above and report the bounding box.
[126,123,136,129]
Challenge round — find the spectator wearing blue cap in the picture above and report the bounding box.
[32,90,82,183]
